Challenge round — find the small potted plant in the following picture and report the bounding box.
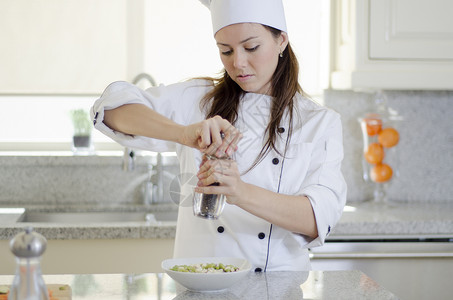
[70,109,93,153]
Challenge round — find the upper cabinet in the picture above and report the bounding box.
[0,0,146,95]
[331,0,453,90]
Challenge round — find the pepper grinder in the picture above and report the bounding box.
[193,154,228,220]
[9,227,49,300]
[193,133,230,220]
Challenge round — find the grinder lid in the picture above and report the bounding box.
[10,227,47,258]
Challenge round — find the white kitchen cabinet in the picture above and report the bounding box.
[331,0,453,90]
[0,239,175,275]
[0,0,146,94]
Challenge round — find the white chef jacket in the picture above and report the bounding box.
[91,79,347,271]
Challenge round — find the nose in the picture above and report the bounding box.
[233,50,246,69]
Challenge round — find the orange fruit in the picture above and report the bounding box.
[364,117,382,136]
[364,143,384,164]
[378,128,399,148]
[370,163,393,183]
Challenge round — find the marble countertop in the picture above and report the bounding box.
[1,201,452,241]
[0,270,398,299]
[332,201,453,238]
[0,203,178,240]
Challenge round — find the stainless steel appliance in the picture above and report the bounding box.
[309,234,453,300]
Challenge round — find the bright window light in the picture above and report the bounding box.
[0,0,329,151]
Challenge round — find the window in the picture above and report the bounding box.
[143,0,330,96]
[0,0,330,152]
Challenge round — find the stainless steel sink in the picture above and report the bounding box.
[17,210,177,224]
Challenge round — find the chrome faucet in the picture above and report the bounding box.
[143,152,179,205]
[143,153,165,204]
[122,147,135,171]
[132,72,157,88]
[155,152,164,203]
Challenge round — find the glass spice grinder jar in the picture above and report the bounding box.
[193,131,232,220]
[193,154,229,220]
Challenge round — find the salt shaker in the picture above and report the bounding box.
[9,227,49,300]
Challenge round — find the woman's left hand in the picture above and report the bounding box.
[194,156,245,205]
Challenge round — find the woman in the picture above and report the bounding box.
[91,0,346,271]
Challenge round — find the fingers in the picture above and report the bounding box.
[196,121,214,150]
[203,119,224,157]
[195,158,243,205]
[196,158,235,187]
[194,184,230,196]
[199,116,242,157]
[187,116,241,158]
[219,124,242,158]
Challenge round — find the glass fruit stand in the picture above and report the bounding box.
[358,92,403,202]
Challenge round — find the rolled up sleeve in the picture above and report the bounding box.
[91,80,210,152]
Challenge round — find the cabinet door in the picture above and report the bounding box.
[331,0,453,90]
[369,0,453,60]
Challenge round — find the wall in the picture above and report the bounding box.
[324,90,453,203]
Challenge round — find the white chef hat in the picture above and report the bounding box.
[199,0,287,35]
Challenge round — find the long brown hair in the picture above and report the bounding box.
[200,25,303,171]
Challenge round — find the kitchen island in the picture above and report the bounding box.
[0,204,451,298]
[0,270,398,299]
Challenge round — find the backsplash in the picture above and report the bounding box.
[0,154,180,206]
[324,89,453,203]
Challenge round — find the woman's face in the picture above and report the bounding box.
[215,23,288,95]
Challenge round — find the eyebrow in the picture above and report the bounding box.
[216,36,259,47]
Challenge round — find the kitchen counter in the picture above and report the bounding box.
[332,201,453,238]
[0,204,178,240]
[1,201,452,279]
[1,201,453,241]
[0,270,398,299]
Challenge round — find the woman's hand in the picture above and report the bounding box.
[195,155,319,237]
[180,116,242,158]
[194,156,246,205]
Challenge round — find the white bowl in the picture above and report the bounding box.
[161,257,252,292]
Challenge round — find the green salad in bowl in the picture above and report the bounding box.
[162,257,251,292]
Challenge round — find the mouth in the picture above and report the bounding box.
[236,74,253,82]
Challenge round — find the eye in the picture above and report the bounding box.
[245,45,259,52]
[221,50,233,56]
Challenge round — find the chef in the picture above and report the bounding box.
[91,0,346,271]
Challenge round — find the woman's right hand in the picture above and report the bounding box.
[180,116,242,158]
